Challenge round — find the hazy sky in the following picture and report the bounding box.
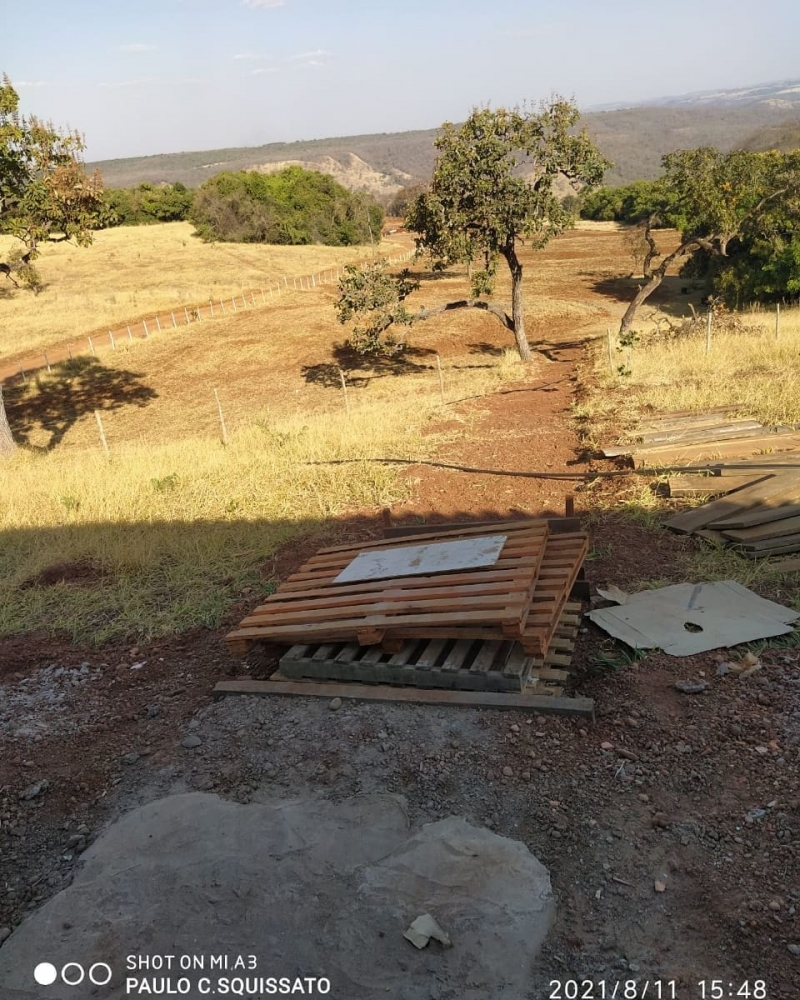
[3,0,799,161]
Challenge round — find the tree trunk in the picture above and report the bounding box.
[619,240,698,338]
[0,388,16,456]
[501,241,532,361]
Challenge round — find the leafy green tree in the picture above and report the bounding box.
[406,99,609,360]
[103,182,194,227]
[618,148,800,336]
[1,74,105,454]
[190,167,383,246]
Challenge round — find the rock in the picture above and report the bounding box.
[674,679,708,695]
[0,927,10,944]
[652,813,671,829]
[502,767,513,777]
[617,749,638,762]
[403,913,452,950]
[716,663,732,677]
[20,780,49,801]
[600,741,614,751]
[181,736,202,749]
[654,880,667,893]
[510,725,520,734]
[329,697,342,711]
[769,899,783,911]
[788,944,800,957]
[121,752,141,766]
[66,835,86,851]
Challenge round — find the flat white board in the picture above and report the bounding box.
[333,535,507,585]
[588,580,799,656]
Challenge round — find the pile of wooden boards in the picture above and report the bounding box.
[665,469,800,557]
[226,517,589,701]
[601,406,800,468]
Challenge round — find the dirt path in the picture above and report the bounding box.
[2,234,798,997]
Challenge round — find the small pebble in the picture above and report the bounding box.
[329,697,342,711]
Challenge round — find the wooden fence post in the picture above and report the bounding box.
[606,329,614,372]
[210,300,215,318]
[261,289,266,304]
[44,351,51,371]
[142,319,149,338]
[435,354,445,404]
[338,368,350,415]
[184,306,190,324]
[214,388,228,446]
[108,331,115,351]
[220,300,226,314]
[94,410,110,458]
[19,366,27,385]
[171,312,177,329]
[156,315,162,332]
[232,298,237,312]
[706,310,712,354]
[127,324,133,340]
[88,336,96,357]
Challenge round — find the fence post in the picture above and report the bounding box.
[171,312,177,329]
[606,328,614,372]
[210,300,215,318]
[156,315,162,332]
[127,324,133,340]
[312,274,316,288]
[184,306,190,324]
[143,319,149,338]
[435,354,445,404]
[68,346,73,360]
[776,302,781,341]
[338,368,350,415]
[284,276,288,287]
[214,388,228,446]
[220,299,226,315]
[261,289,266,304]
[251,292,257,307]
[705,310,712,354]
[94,410,110,458]
[108,331,115,351]
[88,336,96,357]
[19,366,27,385]
[44,351,51,372]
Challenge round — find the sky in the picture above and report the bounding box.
[3,0,799,162]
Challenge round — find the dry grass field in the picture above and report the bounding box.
[0,222,406,362]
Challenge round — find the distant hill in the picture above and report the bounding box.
[89,79,800,192]
[741,119,800,153]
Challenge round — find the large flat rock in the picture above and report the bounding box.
[1,792,554,999]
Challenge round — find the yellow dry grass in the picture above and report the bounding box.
[580,304,800,437]
[0,221,406,362]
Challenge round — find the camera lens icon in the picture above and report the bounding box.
[34,961,113,987]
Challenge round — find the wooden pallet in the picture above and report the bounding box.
[667,473,774,498]
[213,676,595,718]
[226,521,551,657]
[275,602,582,695]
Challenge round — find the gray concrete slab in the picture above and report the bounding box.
[0,792,554,1000]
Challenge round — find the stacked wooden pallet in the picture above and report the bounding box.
[226,518,589,701]
[601,407,800,468]
[665,469,800,557]
[277,603,582,696]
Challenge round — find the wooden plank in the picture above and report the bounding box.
[712,502,800,531]
[714,455,800,474]
[721,513,800,543]
[384,516,581,538]
[441,638,474,672]
[414,638,448,668]
[632,432,800,467]
[636,405,747,429]
[213,676,595,718]
[769,557,800,572]
[636,420,764,445]
[667,473,771,498]
[469,640,502,675]
[665,471,800,534]
[735,532,800,554]
[694,528,727,545]
[321,520,548,554]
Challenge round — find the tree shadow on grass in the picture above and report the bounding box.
[5,356,158,451]
[302,342,438,388]
[468,342,504,357]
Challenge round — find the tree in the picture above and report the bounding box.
[617,148,800,336]
[189,167,383,246]
[406,99,609,360]
[0,74,104,454]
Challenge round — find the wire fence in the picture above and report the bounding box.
[5,249,417,385]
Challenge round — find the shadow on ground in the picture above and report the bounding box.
[5,356,157,451]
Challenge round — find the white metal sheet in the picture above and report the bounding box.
[588,580,799,656]
[333,534,507,585]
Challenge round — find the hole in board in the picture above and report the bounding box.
[683,622,703,633]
